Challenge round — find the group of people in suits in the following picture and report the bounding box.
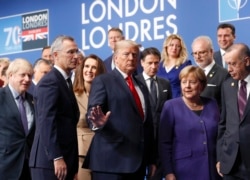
[1,21,250,180]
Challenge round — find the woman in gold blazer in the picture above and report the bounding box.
[73,54,106,180]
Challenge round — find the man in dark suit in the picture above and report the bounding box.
[28,58,52,96]
[29,35,80,180]
[192,36,228,109]
[84,40,155,180]
[0,58,35,179]
[213,23,236,68]
[216,43,250,179]
[104,27,143,74]
[136,47,172,180]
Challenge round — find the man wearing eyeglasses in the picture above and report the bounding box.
[191,36,228,109]
[30,35,80,180]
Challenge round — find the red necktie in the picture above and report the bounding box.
[126,76,144,119]
[238,80,247,120]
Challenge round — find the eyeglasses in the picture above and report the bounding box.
[191,51,208,57]
[58,49,80,56]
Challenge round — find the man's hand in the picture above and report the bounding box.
[54,158,67,180]
[88,105,111,128]
[216,161,223,177]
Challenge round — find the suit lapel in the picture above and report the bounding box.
[4,86,26,134]
[206,64,218,81]
[113,69,144,120]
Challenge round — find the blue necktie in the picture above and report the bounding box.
[18,95,28,135]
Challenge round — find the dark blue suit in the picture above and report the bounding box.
[0,86,35,179]
[213,51,223,67]
[83,68,155,178]
[217,76,250,177]
[29,68,79,179]
[201,63,228,109]
[27,81,35,96]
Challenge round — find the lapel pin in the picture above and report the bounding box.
[231,82,234,86]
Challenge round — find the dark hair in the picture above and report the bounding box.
[33,58,52,68]
[141,47,161,60]
[73,54,106,94]
[42,46,51,52]
[108,27,123,36]
[217,23,236,36]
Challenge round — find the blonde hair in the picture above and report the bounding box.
[161,34,188,67]
[179,65,207,90]
[6,58,33,78]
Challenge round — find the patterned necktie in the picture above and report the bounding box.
[126,76,144,119]
[238,80,247,120]
[150,77,157,106]
[18,94,28,135]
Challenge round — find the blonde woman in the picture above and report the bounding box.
[157,34,191,98]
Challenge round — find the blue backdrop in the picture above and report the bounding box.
[0,0,249,64]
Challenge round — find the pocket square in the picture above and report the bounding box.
[207,84,216,87]
[163,89,168,92]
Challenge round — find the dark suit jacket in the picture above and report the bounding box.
[217,76,250,176]
[27,81,35,96]
[0,86,35,179]
[135,74,172,139]
[201,63,228,109]
[213,51,223,67]
[83,68,155,173]
[104,53,143,75]
[29,68,80,178]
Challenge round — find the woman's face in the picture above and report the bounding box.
[83,58,98,83]
[167,38,181,58]
[181,73,203,99]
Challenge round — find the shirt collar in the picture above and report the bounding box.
[203,61,215,75]
[54,65,70,80]
[142,71,156,81]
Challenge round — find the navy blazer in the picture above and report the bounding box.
[83,68,155,173]
[29,68,80,178]
[201,63,228,109]
[213,51,223,67]
[27,81,35,96]
[217,76,250,176]
[0,86,35,179]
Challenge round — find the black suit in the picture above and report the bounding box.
[0,86,35,179]
[27,81,35,96]
[83,69,155,179]
[201,63,228,109]
[136,74,172,139]
[136,74,172,180]
[213,51,223,67]
[29,68,80,179]
[217,76,250,178]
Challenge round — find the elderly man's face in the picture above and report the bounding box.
[53,39,79,74]
[114,46,138,75]
[9,68,33,94]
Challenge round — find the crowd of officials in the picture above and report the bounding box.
[0,22,250,180]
